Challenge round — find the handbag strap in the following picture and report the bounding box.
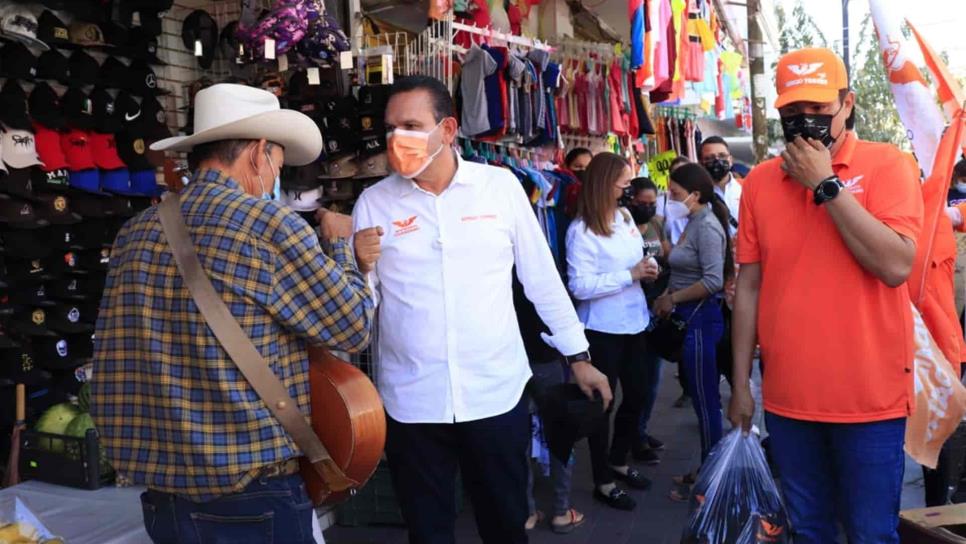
[157,194,356,491]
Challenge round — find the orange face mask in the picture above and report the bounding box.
[387,122,445,179]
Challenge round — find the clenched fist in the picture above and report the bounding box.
[354,226,384,274]
[317,208,353,240]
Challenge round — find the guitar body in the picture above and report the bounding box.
[299,346,386,505]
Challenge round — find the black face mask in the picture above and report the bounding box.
[628,203,657,225]
[703,158,731,181]
[780,112,838,148]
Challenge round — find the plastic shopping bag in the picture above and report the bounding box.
[681,430,789,544]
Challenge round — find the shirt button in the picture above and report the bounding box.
[433,238,443,249]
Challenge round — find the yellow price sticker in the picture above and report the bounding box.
[647,150,679,191]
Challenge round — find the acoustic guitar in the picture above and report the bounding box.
[300,346,386,505]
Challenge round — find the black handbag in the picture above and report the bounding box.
[647,298,706,362]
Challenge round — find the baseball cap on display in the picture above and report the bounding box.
[44,304,93,334]
[91,88,123,133]
[319,155,357,179]
[29,84,65,130]
[357,85,391,112]
[280,185,324,212]
[0,81,32,130]
[0,6,49,51]
[359,135,387,157]
[775,47,849,109]
[116,131,152,171]
[282,161,322,191]
[36,48,68,83]
[9,282,55,307]
[181,10,218,69]
[0,228,51,260]
[121,31,166,65]
[32,334,92,370]
[1,128,43,170]
[100,169,134,195]
[5,256,61,282]
[0,198,47,228]
[33,123,68,170]
[129,170,159,197]
[68,22,108,48]
[137,95,172,140]
[62,195,109,219]
[67,50,100,87]
[61,87,95,130]
[74,248,109,273]
[0,41,38,81]
[321,132,357,159]
[34,194,81,225]
[0,168,40,201]
[126,59,169,97]
[355,152,389,180]
[50,275,105,300]
[36,10,71,49]
[97,57,128,90]
[32,168,70,193]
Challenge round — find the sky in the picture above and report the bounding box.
[774,0,966,76]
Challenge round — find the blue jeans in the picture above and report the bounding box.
[676,298,724,460]
[637,347,663,440]
[140,473,315,544]
[765,413,906,544]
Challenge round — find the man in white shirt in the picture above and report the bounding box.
[700,136,741,236]
[352,76,612,544]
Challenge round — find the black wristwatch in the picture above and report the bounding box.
[564,351,592,365]
[813,175,844,206]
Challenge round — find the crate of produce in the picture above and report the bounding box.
[19,401,114,490]
[336,461,463,527]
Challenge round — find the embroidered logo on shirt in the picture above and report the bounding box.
[842,175,864,194]
[461,214,497,223]
[392,215,419,236]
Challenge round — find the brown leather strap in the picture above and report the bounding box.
[157,194,356,491]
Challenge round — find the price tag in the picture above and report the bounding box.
[264,38,276,60]
[194,39,203,57]
[307,67,321,85]
[646,150,678,191]
[339,51,353,70]
[278,54,289,72]
[381,54,394,85]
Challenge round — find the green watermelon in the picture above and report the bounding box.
[65,413,95,438]
[35,403,82,453]
[77,383,91,412]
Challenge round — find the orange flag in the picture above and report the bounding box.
[907,18,965,119]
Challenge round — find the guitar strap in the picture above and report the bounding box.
[157,194,357,492]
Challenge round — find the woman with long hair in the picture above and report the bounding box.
[566,153,659,511]
[652,163,733,500]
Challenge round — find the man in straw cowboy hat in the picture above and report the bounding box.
[90,83,379,542]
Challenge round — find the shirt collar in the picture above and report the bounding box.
[192,168,242,192]
[395,150,471,198]
[832,131,857,167]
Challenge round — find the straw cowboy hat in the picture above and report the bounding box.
[150,83,322,165]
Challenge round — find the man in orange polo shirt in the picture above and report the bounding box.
[729,48,923,543]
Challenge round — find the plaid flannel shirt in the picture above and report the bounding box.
[91,169,373,501]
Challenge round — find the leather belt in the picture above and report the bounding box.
[257,459,300,479]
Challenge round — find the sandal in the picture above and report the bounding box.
[525,510,544,531]
[551,508,586,534]
[672,471,698,486]
[669,486,692,502]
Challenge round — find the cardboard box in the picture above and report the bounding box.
[900,505,966,543]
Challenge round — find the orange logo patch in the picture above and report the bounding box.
[392,215,419,236]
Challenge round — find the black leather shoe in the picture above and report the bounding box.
[644,434,665,451]
[612,467,653,490]
[593,487,637,511]
[632,446,661,465]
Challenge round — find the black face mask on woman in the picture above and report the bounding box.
[628,203,657,225]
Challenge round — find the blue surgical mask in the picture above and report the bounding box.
[262,152,281,200]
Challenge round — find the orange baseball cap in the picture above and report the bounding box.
[775,48,849,108]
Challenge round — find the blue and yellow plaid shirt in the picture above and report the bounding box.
[91,169,374,501]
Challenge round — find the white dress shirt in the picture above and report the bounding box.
[566,210,649,335]
[713,173,742,237]
[352,154,589,424]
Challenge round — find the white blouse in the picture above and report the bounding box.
[566,209,649,335]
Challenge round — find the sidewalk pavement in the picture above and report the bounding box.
[325,363,927,544]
